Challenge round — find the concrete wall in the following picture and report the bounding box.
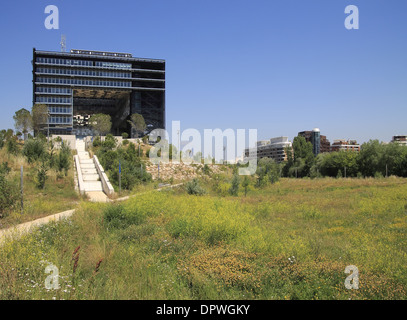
[93,155,115,196]
[74,155,85,195]
[51,135,77,150]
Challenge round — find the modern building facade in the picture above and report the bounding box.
[33,48,165,136]
[298,129,331,155]
[311,128,320,156]
[330,139,361,152]
[391,135,407,146]
[244,136,292,163]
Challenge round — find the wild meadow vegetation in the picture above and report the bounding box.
[1,176,406,300]
[0,131,79,228]
[1,122,407,299]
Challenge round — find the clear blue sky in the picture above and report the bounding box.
[1,0,406,145]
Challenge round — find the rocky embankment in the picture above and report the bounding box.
[145,162,224,181]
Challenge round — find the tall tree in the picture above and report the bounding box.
[89,113,112,136]
[31,104,48,137]
[291,135,315,177]
[13,108,32,140]
[128,113,146,138]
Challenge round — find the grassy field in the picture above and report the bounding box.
[0,147,80,229]
[1,177,406,300]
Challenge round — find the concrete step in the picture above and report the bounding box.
[82,168,98,174]
[81,163,96,169]
[82,182,103,192]
[86,191,109,203]
[82,174,100,181]
[80,159,94,164]
[78,152,89,158]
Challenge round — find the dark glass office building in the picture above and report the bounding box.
[32,48,165,136]
[311,128,321,156]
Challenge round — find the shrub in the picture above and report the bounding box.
[216,182,232,197]
[256,157,280,187]
[229,174,240,196]
[185,179,206,195]
[0,162,11,176]
[102,134,117,150]
[122,132,129,139]
[241,176,251,196]
[103,203,145,229]
[374,171,384,179]
[110,158,151,190]
[56,142,71,176]
[35,161,48,189]
[0,173,19,218]
[202,164,212,176]
[23,139,46,163]
[7,138,19,155]
[93,136,101,147]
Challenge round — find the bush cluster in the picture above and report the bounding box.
[95,135,151,191]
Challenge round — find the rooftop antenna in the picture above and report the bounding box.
[60,34,66,52]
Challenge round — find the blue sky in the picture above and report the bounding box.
[0,0,406,145]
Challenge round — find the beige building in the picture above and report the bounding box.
[244,136,292,163]
[330,139,360,152]
[391,135,407,146]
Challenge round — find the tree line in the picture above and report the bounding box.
[282,136,407,178]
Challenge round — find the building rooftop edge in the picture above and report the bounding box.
[33,48,165,63]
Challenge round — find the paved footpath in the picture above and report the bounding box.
[0,209,75,245]
[0,183,184,245]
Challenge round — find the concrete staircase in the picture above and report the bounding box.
[75,139,109,202]
[76,139,103,192]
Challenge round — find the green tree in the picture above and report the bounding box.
[128,113,146,138]
[89,113,112,137]
[229,174,240,196]
[35,159,49,189]
[102,134,117,151]
[6,137,19,155]
[13,108,32,140]
[357,140,383,177]
[291,136,315,177]
[282,145,294,177]
[57,142,71,176]
[169,144,178,161]
[0,129,14,149]
[256,157,281,187]
[241,175,250,196]
[318,151,359,177]
[31,104,48,137]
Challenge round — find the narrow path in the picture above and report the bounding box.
[0,209,75,245]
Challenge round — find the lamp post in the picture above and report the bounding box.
[47,110,50,143]
[177,129,180,162]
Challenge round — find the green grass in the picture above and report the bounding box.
[0,147,79,229]
[1,177,406,300]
